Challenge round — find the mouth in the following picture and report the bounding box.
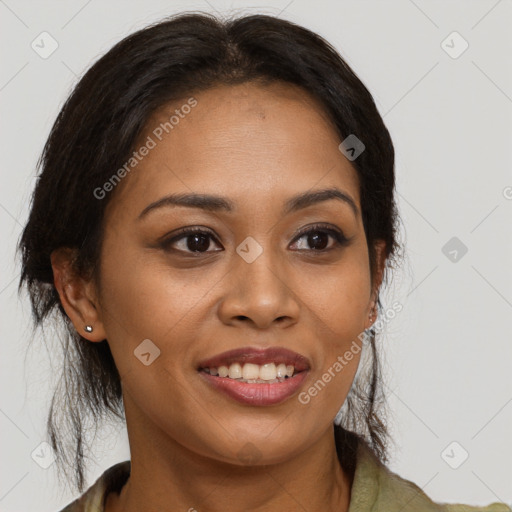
[197,347,310,406]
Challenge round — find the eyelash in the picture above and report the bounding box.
[160,223,350,256]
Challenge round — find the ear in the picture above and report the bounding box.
[50,247,107,342]
[365,239,387,331]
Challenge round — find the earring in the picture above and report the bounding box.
[84,325,93,333]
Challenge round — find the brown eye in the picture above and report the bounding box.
[304,231,330,250]
[160,223,350,256]
[290,224,349,252]
[161,227,223,255]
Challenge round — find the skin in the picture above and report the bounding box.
[51,81,386,512]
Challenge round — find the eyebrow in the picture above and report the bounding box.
[137,186,359,220]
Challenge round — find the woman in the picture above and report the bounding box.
[17,11,510,512]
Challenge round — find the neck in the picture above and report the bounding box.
[106,396,353,512]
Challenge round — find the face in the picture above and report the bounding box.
[84,81,385,465]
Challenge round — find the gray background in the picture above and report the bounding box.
[0,0,511,510]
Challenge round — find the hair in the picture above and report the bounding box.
[17,11,403,494]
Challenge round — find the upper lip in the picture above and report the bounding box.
[197,346,311,372]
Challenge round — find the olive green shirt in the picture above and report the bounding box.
[59,441,511,511]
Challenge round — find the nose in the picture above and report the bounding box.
[217,247,300,330]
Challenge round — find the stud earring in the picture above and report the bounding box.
[84,325,93,333]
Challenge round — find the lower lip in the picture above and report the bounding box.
[199,371,309,406]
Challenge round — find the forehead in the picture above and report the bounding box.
[106,81,360,219]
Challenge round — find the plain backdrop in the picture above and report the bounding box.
[0,1,511,510]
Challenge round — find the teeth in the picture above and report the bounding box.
[228,363,242,379]
[242,363,259,380]
[276,363,287,378]
[259,363,277,380]
[207,362,298,381]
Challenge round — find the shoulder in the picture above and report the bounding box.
[349,440,511,512]
[57,461,131,512]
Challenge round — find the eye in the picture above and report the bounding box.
[290,223,349,252]
[160,226,223,255]
[160,223,350,256]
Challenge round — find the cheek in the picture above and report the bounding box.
[297,255,371,344]
[302,352,361,406]
[96,236,227,379]
[98,242,198,338]
[96,242,219,445]
[295,248,370,408]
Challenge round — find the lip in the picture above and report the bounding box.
[197,346,311,406]
[199,370,309,406]
[197,346,311,372]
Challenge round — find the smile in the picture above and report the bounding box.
[197,346,310,406]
